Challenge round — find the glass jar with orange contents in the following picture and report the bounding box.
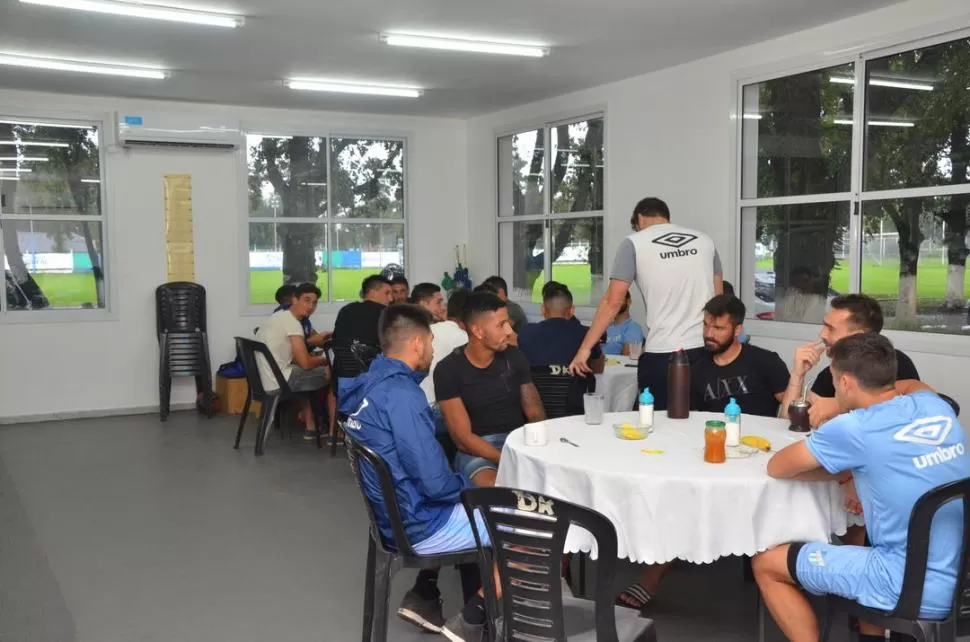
[704,420,727,464]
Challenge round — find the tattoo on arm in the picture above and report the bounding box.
[520,383,546,422]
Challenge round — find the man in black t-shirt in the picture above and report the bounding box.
[691,295,789,417]
[779,294,926,429]
[332,275,392,389]
[435,292,546,487]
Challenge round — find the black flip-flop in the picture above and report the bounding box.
[616,583,654,611]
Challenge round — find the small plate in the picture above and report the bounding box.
[725,445,759,459]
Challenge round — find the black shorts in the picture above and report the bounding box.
[787,541,807,588]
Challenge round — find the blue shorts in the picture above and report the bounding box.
[454,433,508,479]
[790,542,873,602]
[413,505,490,555]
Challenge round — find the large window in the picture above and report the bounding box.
[497,115,605,306]
[247,134,405,304]
[739,35,970,335]
[0,119,106,313]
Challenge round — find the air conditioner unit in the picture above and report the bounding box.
[115,111,242,150]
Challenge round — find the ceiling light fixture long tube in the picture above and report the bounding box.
[285,79,422,98]
[0,119,92,128]
[0,53,167,79]
[0,140,70,147]
[381,33,547,57]
[829,76,934,91]
[18,0,243,28]
[0,157,49,161]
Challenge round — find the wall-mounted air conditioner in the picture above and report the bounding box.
[115,111,242,150]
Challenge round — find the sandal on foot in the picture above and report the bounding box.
[616,583,654,610]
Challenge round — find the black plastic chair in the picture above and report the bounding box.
[156,282,206,335]
[461,487,657,642]
[331,339,381,453]
[345,434,480,642]
[938,393,961,417]
[233,337,323,456]
[820,477,970,642]
[156,282,211,421]
[531,365,593,420]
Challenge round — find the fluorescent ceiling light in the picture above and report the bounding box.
[81,178,100,183]
[0,168,32,173]
[0,177,21,181]
[830,76,934,91]
[0,53,167,79]
[0,157,48,161]
[0,119,92,128]
[0,140,69,147]
[833,118,915,127]
[742,113,763,120]
[18,0,243,27]
[381,33,547,58]
[286,78,422,98]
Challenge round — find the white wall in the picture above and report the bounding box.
[465,0,970,410]
[0,90,466,421]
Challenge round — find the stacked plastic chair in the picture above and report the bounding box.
[156,282,213,421]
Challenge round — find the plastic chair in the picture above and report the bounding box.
[158,331,213,421]
[820,477,970,642]
[938,393,961,417]
[461,487,658,642]
[531,365,593,419]
[345,434,480,642]
[233,337,323,456]
[156,282,206,335]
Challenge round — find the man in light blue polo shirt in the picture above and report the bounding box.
[602,291,645,355]
[752,333,969,642]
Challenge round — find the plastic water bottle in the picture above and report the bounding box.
[639,388,654,430]
[724,397,741,447]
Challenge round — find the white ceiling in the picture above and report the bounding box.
[0,0,905,118]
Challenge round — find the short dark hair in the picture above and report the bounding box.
[389,274,409,288]
[830,294,884,333]
[408,282,440,305]
[274,284,296,305]
[447,289,469,320]
[294,282,322,299]
[541,280,566,298]
[474,282,500,295]
[378,304,432,353]
[361,274,392,297]
[722,281,736,297]
[482,275,508,295]
[631,197,671,229]
[542,282,573,306]
[829,333,897,391]
[461,291,507,328]
[703,294,745,326]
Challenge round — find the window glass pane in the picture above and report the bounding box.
[332,223,404,301]
[551,118,604,213]
[3,219,105,310]
[498,129,544,217]
[330,138,404,219]
[740,203,850,323]
[248,222,327,304]
[741,63,854,198]
[550,218,603,306]
[864,38,970,191]
[498,220,545,302]
[247,135,327,219]
[861,196,970,334]
[0,121,101,216]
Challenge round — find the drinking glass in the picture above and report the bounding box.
[583,393,605,425]
[626,342,643,360]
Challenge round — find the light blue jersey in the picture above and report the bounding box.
[603,317,645,355]
[804,391,969,617]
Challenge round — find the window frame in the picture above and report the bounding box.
[494,109,608,310]
[731,26,970,356]
[0,110,114,324]
[239,125,409,315]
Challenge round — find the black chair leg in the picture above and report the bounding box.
[255,396,279,456]
[819,601,836,642]
[371,551,394,642]
[159,374,171,421]
[330,421,341,457]
[234,394,251,449]
[361,537,377,642]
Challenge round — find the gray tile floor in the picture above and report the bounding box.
[0,412,853,642]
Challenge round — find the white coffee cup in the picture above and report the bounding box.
[523,421,548,447]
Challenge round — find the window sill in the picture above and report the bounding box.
[0,308,118,325]
[744,318,970,359]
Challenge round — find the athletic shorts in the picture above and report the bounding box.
[413,505,490,555]
[789,541,876,604]
[454,433,508,479]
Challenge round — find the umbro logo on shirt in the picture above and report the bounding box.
[652,232,699,258]
[894,416,953,446]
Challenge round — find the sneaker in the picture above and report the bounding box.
[396,589,444,632]
[440,612,485,642]
[302,430,318,441]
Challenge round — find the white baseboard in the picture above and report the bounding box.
[0,402,196,425]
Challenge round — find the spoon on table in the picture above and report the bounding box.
[559,437,580,448]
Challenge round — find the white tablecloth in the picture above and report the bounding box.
[595,358,639,412]
[496,411,853,565]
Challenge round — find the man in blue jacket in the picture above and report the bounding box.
[340,304,491,642]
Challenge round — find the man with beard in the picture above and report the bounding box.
[602,290,645,355]
[690,294,789,416]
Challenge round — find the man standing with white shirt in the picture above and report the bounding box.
[570,197,723,410]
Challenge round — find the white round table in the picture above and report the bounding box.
[495,411,852,564]
[595,357,639,412]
